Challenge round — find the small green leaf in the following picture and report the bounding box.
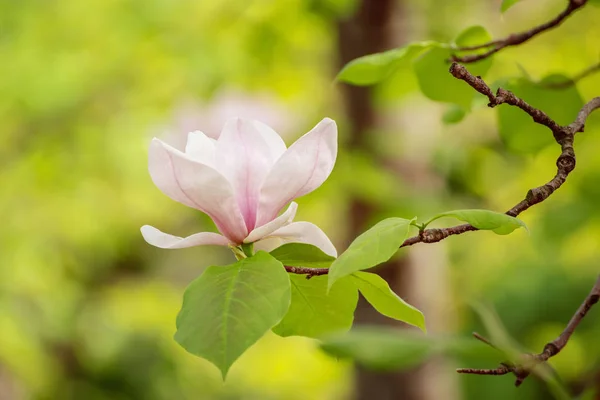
[270,243,335,269]
[497,75,584,153]
[350,272,425,332]
[241,242,254,257]
[442,104,466,124]
[327,217,415,290]
[320,327,433,370]
[424,209,527,235]
[414,27,493,108]
[500,0,522,12]
[336,42,436,86]
[174,252,291,379]
[453,25,491,48]
[272,275,358,338]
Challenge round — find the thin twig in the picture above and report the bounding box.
[472,331,497,349]
[452,0,588,63]
[457,275,600,386]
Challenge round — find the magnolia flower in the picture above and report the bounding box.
[141,117,338,257]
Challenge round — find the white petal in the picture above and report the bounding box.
[254,221,337,257]
[214,118,283,231]
[148,138,248,243]
[243,202,298,243]
[255,118,337,227]
[141,225,230,249]
[185,131,217,167]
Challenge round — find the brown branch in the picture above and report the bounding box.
[397,64,600,250]
[457,275,600,387]
[284,265,329,279]
[452,0,588,63]
[286,66,600,276]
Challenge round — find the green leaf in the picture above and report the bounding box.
[327,217,415,290]
[241,242,254,257]
[270,243,335,269]
[500,0,522,12]
[442,104,466,124]
[589,0,599,7]
[414,27,493,108]
[454,25,491,49]
[174,252,291,379]
[320,326,507,371]
[336,42,436,86]
[350,272,425,332]
[424,209,527,235]
[440,337,505,363]
[497,75,584,153]
[320,327,433,370]
[272,275,358,338]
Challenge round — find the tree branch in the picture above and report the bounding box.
[457,275,600,387]
[452,0,588,63]
[286,64,600,276]
[397,64,600,250]
[284,265,329,278]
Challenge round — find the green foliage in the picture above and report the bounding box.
[327,218,415,290]
[414,26,493,108]
[500,0,522,13]
[470,302,524,361]
[470,303,572,400]
[336,42,436,86]
[350,272,425,331]
[424,209,527,235]
[497,75,584,153]
[320,326,516,371]
[453,25,491,49]
[272,275,358,338]
[4,0,600,397]
[270,243,335,268]
[174,252,291,379]
[442,104,467,124]
[320,327,433,370]
[241,242,254,257]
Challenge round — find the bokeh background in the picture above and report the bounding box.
[1,0,600,398]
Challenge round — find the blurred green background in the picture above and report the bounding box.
[1,0,600,398]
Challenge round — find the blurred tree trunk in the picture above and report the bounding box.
[336,1,457,399]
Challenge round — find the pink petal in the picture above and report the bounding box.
[148,138,248,243]
[253,120,287,160]
[185,131,217,167]
[214,118,284,231]
[243,202,297,243]
[141,225,230,249]
[254,221,337,257]
[255,118,337,227]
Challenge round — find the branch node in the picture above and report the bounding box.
[421,228,445,243]
[556,154,576,173]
